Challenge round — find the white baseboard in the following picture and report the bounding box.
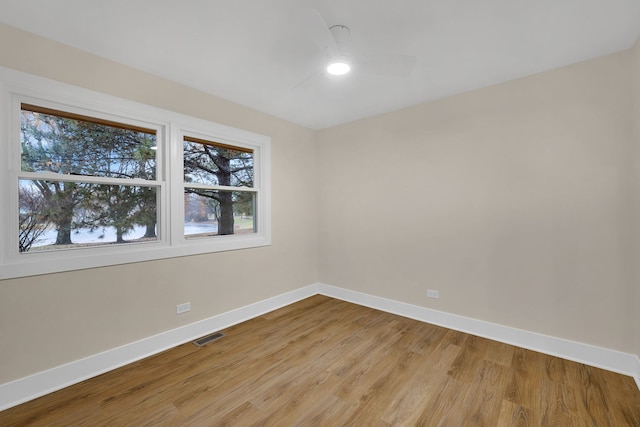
[0,284,319,411]
[2,282,638,411]
[635,357,640,391]
[317,283,640,384]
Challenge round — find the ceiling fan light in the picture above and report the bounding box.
[326,60,351,76]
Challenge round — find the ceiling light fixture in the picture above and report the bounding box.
[326,57,351,76]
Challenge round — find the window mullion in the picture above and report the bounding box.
[169,126,186,244]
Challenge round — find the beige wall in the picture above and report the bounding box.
[0,23,319,383]
[318,50,636,353]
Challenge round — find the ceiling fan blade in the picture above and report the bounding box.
[357,54,417,76]
[299,8,338,55]
[291,70,323,91]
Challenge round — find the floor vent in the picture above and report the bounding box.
[193,332,225,347]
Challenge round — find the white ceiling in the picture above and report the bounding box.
[1,0,639,129]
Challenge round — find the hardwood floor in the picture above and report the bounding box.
[1,295,639,426]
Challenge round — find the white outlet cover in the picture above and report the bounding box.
[176,302,191,314]
[426,290,439,299]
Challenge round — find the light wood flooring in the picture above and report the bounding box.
[1,295,639,426]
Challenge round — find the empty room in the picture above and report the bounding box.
[1,1,640,425]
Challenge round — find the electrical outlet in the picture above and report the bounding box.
[426,290,439,299]
[176,302,191,314]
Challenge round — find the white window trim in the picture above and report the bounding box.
[0,66,271,280]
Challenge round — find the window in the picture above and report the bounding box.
[19,104,159,252]
[0,66,271,279]
[182,136,256,239]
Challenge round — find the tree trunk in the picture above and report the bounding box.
[143,220,156,238]
[54,182,74,245]
[116,227,126,243]
[218,191,235,235]
[216,154,234,235]
[55,222,72,245]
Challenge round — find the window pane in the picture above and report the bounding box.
[183,138,253,187]
[21,109,156,179]
[19,179,158,252]
[184,189,255,238]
